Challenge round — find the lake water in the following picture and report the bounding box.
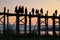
[0,24,59,35]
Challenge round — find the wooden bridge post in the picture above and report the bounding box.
[24,7,27,35]
[15,6,19,36]
[59,15,60,36]
[45,15,48,35]
[29,12,31,35]
[16,12,19,35]
[53,13,56,36]
[3,7,6,34]
[37,16,40,35]
[7,9,9,34]
[45,11,48,35]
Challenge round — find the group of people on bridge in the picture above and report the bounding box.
[15,6,58,16]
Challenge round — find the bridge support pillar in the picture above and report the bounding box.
[59,15,60,36]
[29,12,31,35]
[16,12,19,37]
[53,14,56,36]
[37,17,40,36]
[3,7,6,34]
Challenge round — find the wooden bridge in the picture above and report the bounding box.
[0,6,60,37]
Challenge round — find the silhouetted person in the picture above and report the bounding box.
[55,9,57,16]
[35,9,39,15]
[25,7,28,14]
[15,6,18,12]
[19,6,21,12]
[18,6,24,14]
[40,8,43,16]
[22,6,24,13]
[46,10,48,16]
[31,8,34,15]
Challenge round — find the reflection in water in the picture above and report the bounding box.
[0,25,59,35]
[40,31,53,35]
[40,31,59,35]
[0,30,59,35]
[56,31,59,35]
[48,31,53,35]
[19,31,59,35]
[40,31,45,35]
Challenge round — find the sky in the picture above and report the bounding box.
[0,0,60,25]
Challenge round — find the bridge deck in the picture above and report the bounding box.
[0,13,60,18]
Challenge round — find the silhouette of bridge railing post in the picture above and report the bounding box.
[37,16,40,35]
[37,10,41,35]
[29,12,31,35]
[59,15,60,36]
[7,9,9,34]
[52,9,58,36]
[15,6,20,36]
[3,7,6,34]
[45,10,48,35]
[24,7,27,35]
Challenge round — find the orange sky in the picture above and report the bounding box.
[0,0,60,25]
